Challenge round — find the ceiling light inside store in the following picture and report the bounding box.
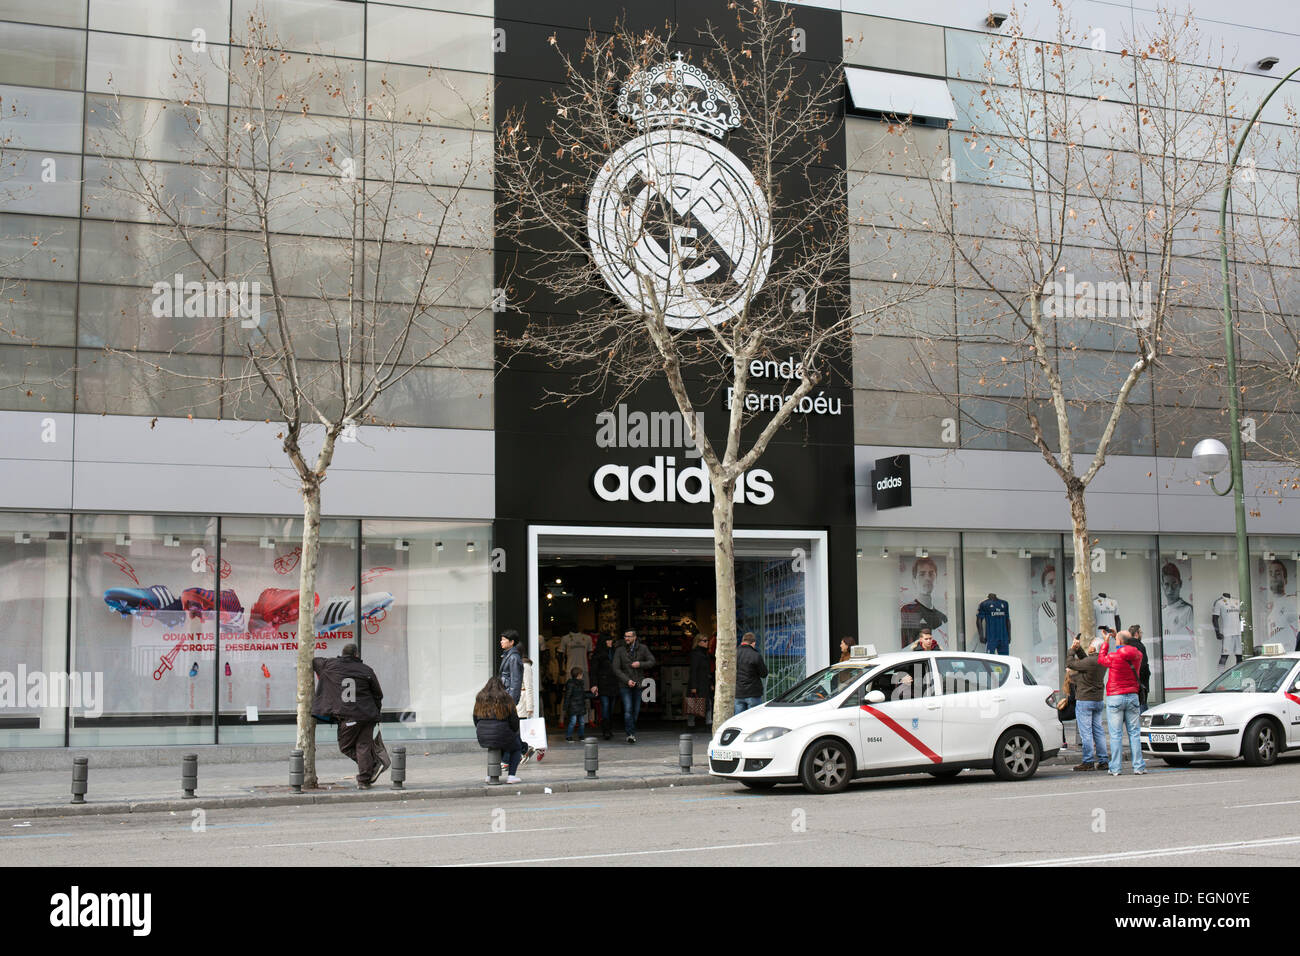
[435,541,443,551]
[259,536,275,549]
[163,534,180,548]
[546,592,553,600]
[1205,551,1217,560]
[116,534,131,547]
[1265,551,1276,561]
[1116,550,1128,559]
[14,532,31,545]
[394,539,409,552]
[880,547,889,558]
[466,542,475,553]
[986,548,997,558]
[1176,551,1189,561]
[915,548,927,558]
[1018,549,1031,559]
[856,549,864,559]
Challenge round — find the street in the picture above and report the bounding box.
[7,756,1300,867]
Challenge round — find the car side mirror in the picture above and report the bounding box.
[865,690,886,705]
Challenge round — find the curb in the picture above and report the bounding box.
[0,772,725,820]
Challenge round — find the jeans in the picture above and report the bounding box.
[1105,693,1146,773]
[599,695,615,730]
[734,696,763,715]
[565,714,586,739]
[619,685,642,736]
[1075,699,1109,764]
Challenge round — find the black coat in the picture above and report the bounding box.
[499,645,523,703]
[689,646,713,694]
[474,711,520,750]
[563,678,588,717]
[312,655,383,722]
[735,642,768,698]
[592,645,618,697]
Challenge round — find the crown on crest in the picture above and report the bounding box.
[617,52,741,139]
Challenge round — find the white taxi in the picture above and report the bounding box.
[1140,648,1300,767]
[707,647,1061,793]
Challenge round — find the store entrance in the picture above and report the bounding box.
[537,560,716,731]
[527,526,832,733]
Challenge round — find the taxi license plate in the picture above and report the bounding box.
[711,749,741,761]
[1150,733,1177,743]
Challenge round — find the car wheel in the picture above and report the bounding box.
[927,767,963,779]
[1242,717,1280,767]
[740,779,777,791]
[992,728,1040,781]
[1161,757,1192,768]
[799,738,854,794]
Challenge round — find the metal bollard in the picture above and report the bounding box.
[289,749,304,793]
[584,738,599,778]
[70,756,88,804]
[181,753,198,798]
[391,746,406,790]
[487,748,502,785]
[679,734,693,774]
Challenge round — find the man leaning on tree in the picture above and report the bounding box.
[312,643,390,788]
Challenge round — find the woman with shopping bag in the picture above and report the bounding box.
[686,636,713,728]
[517,655,545,763]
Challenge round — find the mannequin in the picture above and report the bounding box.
[1212,592,1243,666]
[976,592,1011,655]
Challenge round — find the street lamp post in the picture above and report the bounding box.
[1215,63,1300,657]
[1194,438,1252,654]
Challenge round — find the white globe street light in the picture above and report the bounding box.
[1192,438,1229,479]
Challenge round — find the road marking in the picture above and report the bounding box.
[183,822,275,830]
[356,812,451,821]
[996,778,1241,800]
[443,841,781,867]
[255,825,580,848]
[1226,799,1300,809]
[514,804,605,812]
[677,796,764,803]
[991,834,1300,866]
[1,833,72,840]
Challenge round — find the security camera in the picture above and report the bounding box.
[1257,56,1280,71]
[1205,551,1218,560]
[986,12,1009,28]
[1192,438,1229,476]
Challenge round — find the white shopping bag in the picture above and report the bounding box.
[520,716,548,751]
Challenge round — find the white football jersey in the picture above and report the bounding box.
[1211,596,1242,637]
[1268,600,1299,649]
[1093,595,1119,632]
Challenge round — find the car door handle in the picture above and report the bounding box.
[992,696,1007,702]
[926,703,941,710]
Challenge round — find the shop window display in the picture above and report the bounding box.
[963,532,1063,688]
[1250,538,1300,656]
[0,513,71,747]
[1158,536,1238,698]
[70,514,218,745]
[217,517,359,743]
[856,531,961,651]
[361,520,490,740]
[1063,534,1158,700]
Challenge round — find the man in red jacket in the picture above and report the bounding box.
[1097,630,1148,776]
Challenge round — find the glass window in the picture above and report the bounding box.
[365,64,491,131]
[74,349,223,418]
[69,514,219,746]
[215,517,359,743]
[937,657,1009,693]
[963,531,1063,687]
[366,5,491,73]
[1249,537,1300,656]
[863,660,936,700]
[1159,535,1240,700]
[232,0,364,57]
[0,344,75,411]
[77,283,222,354]
[772,665,869,705]
[82,158,222,228]
[0,215,78,282]
[853,391,955,447]
[86,95,218,163]
[0,85,83,152]
[79,219,222,287]
[360,520,491,739]
[856,530,961,652]
[3,151,81,216]
[88,0,229,43]
[0,513,70,747]
[0,279,76,347]
[0,0,85,26]
[1202,657,1298,695]
[0,23,85,89]
[87,32,228,104]
[1063,533,1158,696]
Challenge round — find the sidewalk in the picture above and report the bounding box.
[0,731,722,819]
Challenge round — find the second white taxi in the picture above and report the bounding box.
[708,646,1061,793]
[1140,648,1300,766]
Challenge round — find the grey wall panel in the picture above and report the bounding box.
[856,444,1300,534]
[0,411,494,519]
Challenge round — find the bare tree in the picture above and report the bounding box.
[878,3,1230,645]
[496,2,930,718]
[91,8,491,784]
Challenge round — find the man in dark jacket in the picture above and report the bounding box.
[499,630,524,704]
[734,631,768,714]
[613,629,656,743]
[1128,624,1152,711]
[312,643,389,787]
[1065,635,1109,770]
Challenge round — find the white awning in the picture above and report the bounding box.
[846,67,957,122]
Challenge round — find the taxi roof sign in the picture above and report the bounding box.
[849,644,877,660]
[1260,643,1285,656]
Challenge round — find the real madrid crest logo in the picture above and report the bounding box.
[586,53,772,331]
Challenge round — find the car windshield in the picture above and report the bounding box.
[1202,658,1297,694]
[771,666,869,704]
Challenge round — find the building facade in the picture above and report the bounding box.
[2,0,1299,748]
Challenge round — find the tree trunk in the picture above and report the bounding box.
[711,477,738,725]
[296,478,323,788]
[1068,482,1096,649]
